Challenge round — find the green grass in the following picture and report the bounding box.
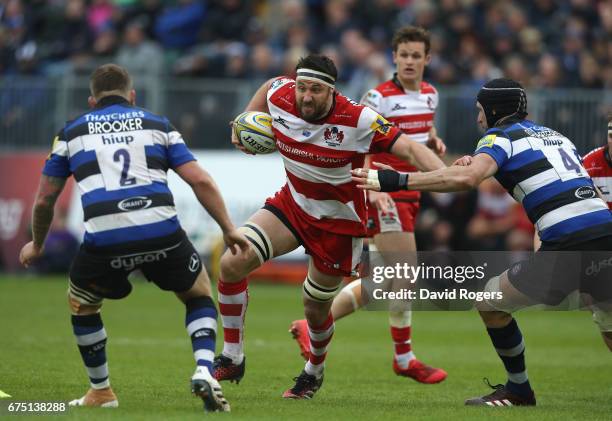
[1,275,611,420]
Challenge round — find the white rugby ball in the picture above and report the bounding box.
[233,111,276,154]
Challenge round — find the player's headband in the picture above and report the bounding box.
[296,68,335,89]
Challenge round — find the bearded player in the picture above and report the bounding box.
[290,26,447,384]
[211,54,445,399]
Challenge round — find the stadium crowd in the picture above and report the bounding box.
[0,0,611,97]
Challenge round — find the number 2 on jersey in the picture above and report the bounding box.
[113,149,136,186]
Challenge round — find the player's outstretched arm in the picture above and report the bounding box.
[390,133,446,172]
[175,161,249,255]
[19,175,67,267]
[352,153,498,193]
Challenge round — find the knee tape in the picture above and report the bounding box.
[303,276,341,302]
[239,222,273,264]
[341,279,362,311]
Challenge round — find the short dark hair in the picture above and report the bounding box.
[295,54,338,81]
[392,26,431,54]
[90,63,132,98]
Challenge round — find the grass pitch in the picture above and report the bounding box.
[1,275,611,420]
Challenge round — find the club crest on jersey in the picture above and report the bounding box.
[427,96,434,110]
[324,126,344,146]
[477,134,497,149]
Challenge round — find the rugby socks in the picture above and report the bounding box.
[389,310,414,369]
[390,325,414,369]
[185,296,218,374]
[71,313,110,389]
[486,318,533,397]
[304,313,334,378]
[218,277,248,364]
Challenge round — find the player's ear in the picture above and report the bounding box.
[392,50,398,65]
[129,89,136,106]
[425,53,432,65]
[88,96,97,108]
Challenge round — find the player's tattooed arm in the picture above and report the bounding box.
[31,175,67,250]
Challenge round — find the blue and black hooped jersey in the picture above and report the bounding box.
[43,96,195,254]
[474,119,612,248]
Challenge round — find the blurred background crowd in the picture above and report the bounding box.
[1,0,611,95]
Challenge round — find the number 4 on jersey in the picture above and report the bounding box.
[558,148,582,174]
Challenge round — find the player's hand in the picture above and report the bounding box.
[452,155,473,166]
[229,120,255,155]
[223,229,250,255]
[19,241,43,268]
[351,167,408,192]
[368,191,393,214]
[427,135,446,156]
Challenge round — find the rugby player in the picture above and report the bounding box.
[352,78,612,406]
[289,26,447,384]
[583,115,612,209]
[19,64,249,412]
[212,54,446,399]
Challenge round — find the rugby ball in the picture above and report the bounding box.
[233,111,276,154]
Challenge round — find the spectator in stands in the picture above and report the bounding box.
[154,0,205,50]
[116,18,164,76]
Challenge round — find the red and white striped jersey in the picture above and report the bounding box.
[361,77,438,200]
[583,146,612,209]
[267,77,401,236]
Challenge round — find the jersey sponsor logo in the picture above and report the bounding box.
[271,78,290,90]
[396,120,433,131]
[276,141,347,164]
[542,138,563,147]
[391,103,407,111]
[188,253,200,273]
[85,111,145,122]
[323,126,345,146]
[87,118,143,134]
[274,116,290,129]
[427,96,434,110]
[476,134,497,149]
[117,196,153,212]
[302,130,311,137]
[371,115,392,135]
[102,134,134,145]
[574,186,596,199]
[110,250,168,271]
